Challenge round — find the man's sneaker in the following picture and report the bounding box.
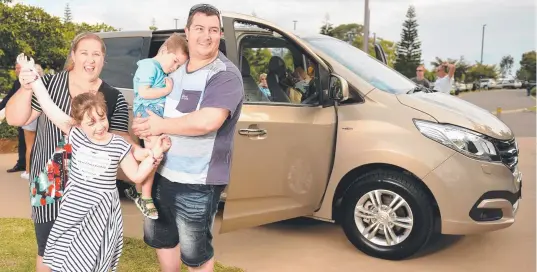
[124,186,139,201]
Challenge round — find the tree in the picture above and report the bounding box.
[393,5,422,78]
[515,50,536,81]
[499,55,514,77]
[63,3,72,24]
[320,13,334,37]
[466,63,498,82]
[0,3,67,69]
[149,18,157,31]
[331,23,363,41]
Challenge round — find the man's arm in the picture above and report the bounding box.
[146,71,243,137]
[448,63,456,79]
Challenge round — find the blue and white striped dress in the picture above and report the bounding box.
[43,127,131,272]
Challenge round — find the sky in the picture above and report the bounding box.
[13,0,537,74]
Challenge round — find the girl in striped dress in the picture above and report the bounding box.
[17,54,171,272]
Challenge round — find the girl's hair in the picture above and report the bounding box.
[71,92,108,125]
[159,33,188,55]
[65,32,107,71]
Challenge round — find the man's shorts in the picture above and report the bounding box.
[143,173,226,267]
[35,220,55,256]
[22,118,38,131]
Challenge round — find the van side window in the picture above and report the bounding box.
[235,22,322,106]
[101,37,145,89]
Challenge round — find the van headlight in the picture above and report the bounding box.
[414,119,499,161]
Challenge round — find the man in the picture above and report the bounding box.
[410,64,431,88]
[433,62,456,94]
[132,4,243,272]
[0,63,26,173]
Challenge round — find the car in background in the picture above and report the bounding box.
[479,78,497,89]
[497,79,522,89]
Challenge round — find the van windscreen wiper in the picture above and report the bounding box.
[407,85,434,94]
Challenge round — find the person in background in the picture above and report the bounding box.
[258,73,271,98]
[19,63,43,180]
[0,62,26,173]
[411,64,431,88]
[433,62,456,94]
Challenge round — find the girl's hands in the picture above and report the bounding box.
[16,53,39,90]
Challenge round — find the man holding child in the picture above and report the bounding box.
[133,3,244,272]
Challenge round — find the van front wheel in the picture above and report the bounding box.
[341,170,435,260]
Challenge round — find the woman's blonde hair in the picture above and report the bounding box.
[65,32,107,71]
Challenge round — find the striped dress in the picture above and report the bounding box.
[43,127,131,272]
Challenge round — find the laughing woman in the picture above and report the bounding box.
[5,32,141,272]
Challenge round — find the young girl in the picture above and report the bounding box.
[17,54,171,272]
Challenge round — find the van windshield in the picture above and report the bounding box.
[301,35,416,94]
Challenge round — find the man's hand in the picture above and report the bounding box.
[132,111,165,138]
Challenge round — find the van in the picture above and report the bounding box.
[93,12,522,260]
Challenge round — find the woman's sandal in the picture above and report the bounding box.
[136,197,159,220]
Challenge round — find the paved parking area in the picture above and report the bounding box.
[460,89,535,112]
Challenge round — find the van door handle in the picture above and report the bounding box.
[238,128,267,136]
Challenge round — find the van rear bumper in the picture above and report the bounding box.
[423,152,522,235]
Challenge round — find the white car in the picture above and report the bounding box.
[479,78,497,89]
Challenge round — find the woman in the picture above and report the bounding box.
[20,64,43,180]
[6,32,136,272]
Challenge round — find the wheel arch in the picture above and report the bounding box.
[332,163,441,229]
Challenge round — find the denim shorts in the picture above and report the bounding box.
[143,174,226,267]
[133,103,165,118]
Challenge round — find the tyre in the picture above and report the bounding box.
[340,169,435,260]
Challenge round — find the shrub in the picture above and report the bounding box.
[531,87,536,96]
[0,121,19,139]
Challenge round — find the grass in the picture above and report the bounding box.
[0,218,244,272]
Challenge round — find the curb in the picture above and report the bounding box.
[491,107,537,115]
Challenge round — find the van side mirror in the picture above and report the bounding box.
[329,74,349,102]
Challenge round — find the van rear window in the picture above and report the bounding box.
[101,37,145,89]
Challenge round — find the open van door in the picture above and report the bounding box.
[374,42,387,65]
[219,12,337,233]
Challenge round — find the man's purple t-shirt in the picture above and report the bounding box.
[159,52,244,185]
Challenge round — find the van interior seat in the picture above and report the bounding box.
[241,56,269,102]
[266,56,291,103]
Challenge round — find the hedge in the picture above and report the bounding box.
[531,87,536,96]
[0,121,19,139]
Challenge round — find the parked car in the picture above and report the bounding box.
[479,78,497,89]
[497,79,522,89]
[86,12,522,261]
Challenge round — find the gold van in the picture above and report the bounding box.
[95,12,522,260]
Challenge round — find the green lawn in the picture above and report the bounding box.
[0,218,243,272]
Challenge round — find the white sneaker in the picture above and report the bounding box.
[20,172,29,180]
